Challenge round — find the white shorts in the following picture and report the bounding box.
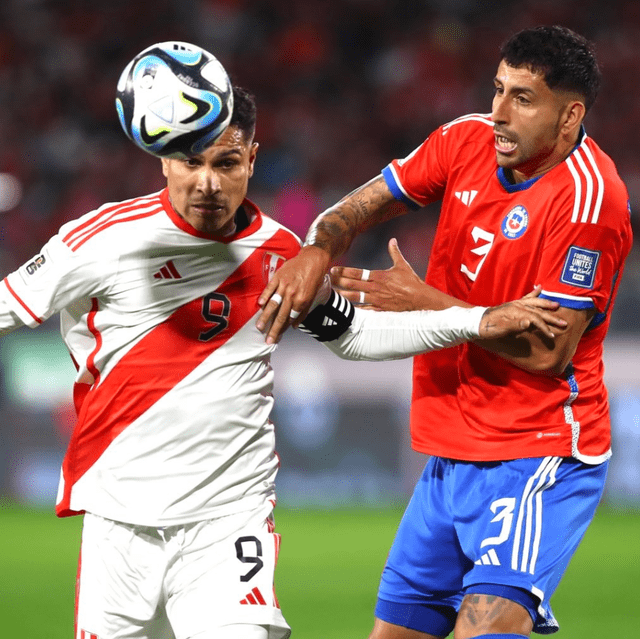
[75,505,290,639]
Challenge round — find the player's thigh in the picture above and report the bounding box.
[369,617,444,639]
[166,508,290,639]
[375,457,469,636]
[380,457,471,597]
[454,456,607,634]
[76,513,174,639]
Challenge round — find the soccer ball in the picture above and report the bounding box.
[115,41,234,159]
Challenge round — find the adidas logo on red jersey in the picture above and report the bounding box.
[240,586,267,605]
[455,190,478,206]
[153,260,182,280]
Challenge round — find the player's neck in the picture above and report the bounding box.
[233,205,251,234]
[507,128,583,185]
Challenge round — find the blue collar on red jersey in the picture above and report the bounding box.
[497,168,543,192]
[497,125,588,193]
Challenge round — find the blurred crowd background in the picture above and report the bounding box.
[0,0,638,508]
[1,0,639,299]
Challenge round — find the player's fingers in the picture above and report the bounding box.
[524,297,557,308]
[265,304,293,344]
[522,285,543,299]
[337,289,366,305]
[519,302,566,327]
[525,314,557,338]
[522,297,560,311]
[535,311,567,328]
[330,265,372,284]
[333,277,373,295]
[330,266,364,279]
[269,292,283,307]
[387,237,405,265]
[256,291,286,333]
[289,300,313,328]
[518,318,532,331]
[329,272,351,290]
[258,278,281,308]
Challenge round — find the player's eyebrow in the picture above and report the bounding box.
[494,77,537,96]
[214,148,243,159]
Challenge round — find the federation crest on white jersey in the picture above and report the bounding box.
[115,41,233,159]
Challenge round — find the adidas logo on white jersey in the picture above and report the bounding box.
[153,260,182,280]
[240,586,267,605]
[455,190,478,206]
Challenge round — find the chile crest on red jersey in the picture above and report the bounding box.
[501,205,529,239]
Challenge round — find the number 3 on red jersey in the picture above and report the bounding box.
[460,226,495,282]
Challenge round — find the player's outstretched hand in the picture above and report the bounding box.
[256,245,330,344]
[330,238,430,311]
[478,287,567,339]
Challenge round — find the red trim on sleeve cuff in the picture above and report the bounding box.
[3,277,43,324]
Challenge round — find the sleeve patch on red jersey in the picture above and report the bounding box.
[561,246,600,289]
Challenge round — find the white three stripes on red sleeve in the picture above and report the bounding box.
[565,142,604,225]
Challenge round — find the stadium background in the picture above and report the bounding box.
[0,1,638,637]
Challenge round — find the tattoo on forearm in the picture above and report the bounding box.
[304,175,400,256]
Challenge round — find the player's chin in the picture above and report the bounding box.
[495,152,517,168]
[193,205,230,225]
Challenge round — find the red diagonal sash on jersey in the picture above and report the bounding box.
[58,228,299,516]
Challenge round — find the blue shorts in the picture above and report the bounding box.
[376,456,607,636]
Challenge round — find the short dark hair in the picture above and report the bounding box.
[229,86,257,140]
[500,26,601,112]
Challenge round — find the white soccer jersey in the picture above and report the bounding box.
[0,189,300,526]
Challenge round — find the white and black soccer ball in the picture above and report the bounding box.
[115,41,234,158]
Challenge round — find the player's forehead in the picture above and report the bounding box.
[203,125,251,158]
[494,59,549,92]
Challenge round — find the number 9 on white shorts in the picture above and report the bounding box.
[76,506,290,639]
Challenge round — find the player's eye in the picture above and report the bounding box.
[219,158,240,170]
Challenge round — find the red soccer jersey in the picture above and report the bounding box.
[382,114,632,463]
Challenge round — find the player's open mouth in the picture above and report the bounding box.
[495,134,517,154]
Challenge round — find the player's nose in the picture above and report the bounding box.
[196,166,221,193]
[491,94,509,123]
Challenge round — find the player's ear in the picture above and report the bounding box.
[561,100,586,137]
[248,142,259,177]
[161,158,170,178]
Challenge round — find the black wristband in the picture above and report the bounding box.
[299,289,355,342]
